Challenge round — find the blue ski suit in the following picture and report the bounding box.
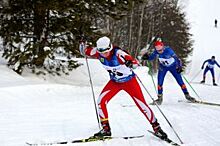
[148,46,188,95]
[202,59,220,79]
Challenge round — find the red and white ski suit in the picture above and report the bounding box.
[85,46,157,125]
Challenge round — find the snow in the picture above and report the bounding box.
[43,46,51,51]
[1,0,220,146]
[185,0,220,82]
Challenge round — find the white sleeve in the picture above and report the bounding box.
[116,49,129,63]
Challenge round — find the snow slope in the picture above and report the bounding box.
[185,0,220,82]
[1,59,220,146]
[1,0,220,146]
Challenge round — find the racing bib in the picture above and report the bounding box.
[158,57,175,67]
[208,64,214,68]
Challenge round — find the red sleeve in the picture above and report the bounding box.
[116,49,139,65]
[85,47,99,59]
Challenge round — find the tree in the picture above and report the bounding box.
[153,1,193,70]
[106,0,192,72]
[0,0,137,75]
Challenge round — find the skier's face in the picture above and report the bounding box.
[97,45,112,57]
[155,45,164,54]
[100,51,111,57]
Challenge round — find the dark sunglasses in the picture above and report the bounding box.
[97,47,111,53]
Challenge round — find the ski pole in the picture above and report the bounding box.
[139,36,159,93]
[135,72,184,144]
[84,57,101,129]
[190,69,202,82]
[147,61,157,94]
[182,75,202,101]
[139,35,159,58]
[79,39,101,129]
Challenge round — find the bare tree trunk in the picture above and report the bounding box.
[106,16,110,34]
[135,2,145,57]
[128,1,134,52]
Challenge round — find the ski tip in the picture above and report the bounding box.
[147,130,181,146]
[25,142,35,146]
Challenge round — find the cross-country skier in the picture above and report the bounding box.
[79,36,167,139]
[141,40,196,105]
[200,56,220,86]
[215,19,218,28]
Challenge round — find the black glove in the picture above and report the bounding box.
[141,53,150,60]
[125,60,133,68]
[176,66,183,73]
[201,66,204,69]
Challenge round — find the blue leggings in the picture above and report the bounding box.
[157,66,188,95]
[203,67,215,78]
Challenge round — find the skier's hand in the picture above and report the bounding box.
[79,41,86,56]
[176,66,183,73]
[139,47,148,56]
[125,60,133,68]
[141,53,150,60]
[201,66,204,69]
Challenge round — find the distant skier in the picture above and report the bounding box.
[79,36,167,139]
[141,40,196,105]
[200,56,220,86]
[215,19,218,28]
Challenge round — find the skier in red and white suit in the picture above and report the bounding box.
[79,36,167,139]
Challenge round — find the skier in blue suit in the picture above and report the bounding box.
[200,56,220,86]
[142,40,196,105]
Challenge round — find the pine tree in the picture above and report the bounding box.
[141,1,193,72]
[0,0,136,75]
[157,1,193,70]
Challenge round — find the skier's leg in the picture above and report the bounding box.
[155,67,167,104]
[98,80,120,122]
[210,69,217,85]
[170,67,195,102]
[123,77,156,123]
[123,77,167,139]
[201,67,209,83]
[170,67,188,93]
[94,80,121,136]
[157,68,167,94]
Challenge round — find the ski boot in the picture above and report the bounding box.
[213,82,218,86]
[152,120,167,140]
[184,92,196,102]
[213,79,218,86]
[200,80,205,84]
[94,121,111,138]
[201,76,206,84]
[151,94,163,105]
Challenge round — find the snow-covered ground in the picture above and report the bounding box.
[1,0,220,146]
[185,0,220,82]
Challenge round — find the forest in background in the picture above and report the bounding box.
[0,0,192,75]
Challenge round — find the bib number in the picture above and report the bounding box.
[159,58,175,66]
[107,69,123,77]
[208,64,214,68]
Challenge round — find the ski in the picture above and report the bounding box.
[178,100,220,107]
[26,135,144,145]
[190,82,219,87]
[147,130,180,146]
